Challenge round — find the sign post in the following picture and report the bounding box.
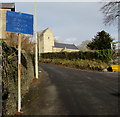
[18,33,21,112]
[34,1,38,80]
[6,11,33,113]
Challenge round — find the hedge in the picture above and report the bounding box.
[40,49,113,63]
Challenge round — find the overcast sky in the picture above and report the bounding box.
[15,2,118,45]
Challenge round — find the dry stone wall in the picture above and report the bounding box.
[2,41,35,116]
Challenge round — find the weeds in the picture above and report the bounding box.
[40,58,108,71]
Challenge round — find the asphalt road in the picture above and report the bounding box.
[39,63,119,115]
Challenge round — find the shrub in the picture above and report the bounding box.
[41,49,113,63]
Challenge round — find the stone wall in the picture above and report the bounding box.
[2,41,35,115]
[0,8,35,116]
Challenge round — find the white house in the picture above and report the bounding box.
[38,28,79,54]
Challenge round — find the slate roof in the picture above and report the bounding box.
[38,28,49,37]
[54,42,79,50]
[0,3,15,11]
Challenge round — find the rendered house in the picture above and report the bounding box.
[0,3,15,39]
[38,28,79,54]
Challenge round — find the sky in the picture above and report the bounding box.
[8,2,119,45]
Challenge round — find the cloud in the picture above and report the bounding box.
[55,36,60,40]
[64,37,78,44]
[15,2,117,45]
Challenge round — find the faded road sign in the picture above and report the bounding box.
[6,11,33,35]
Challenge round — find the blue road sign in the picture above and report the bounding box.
[6,11,33,35]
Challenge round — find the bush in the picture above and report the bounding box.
[41,49,113,63]
[95,49,113,63]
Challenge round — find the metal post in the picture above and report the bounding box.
[39,35,41,60]
[18,33,21,112]
[34,1,38,79]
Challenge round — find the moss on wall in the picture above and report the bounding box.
[2,41,35,116]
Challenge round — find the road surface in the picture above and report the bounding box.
[23,63,119,115]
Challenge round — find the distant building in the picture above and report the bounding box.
[38,28,79,54]
[0,3,15,11]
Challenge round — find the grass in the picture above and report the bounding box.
[40,58,109,71]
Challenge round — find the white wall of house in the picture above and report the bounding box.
[38,28,79,54]
[39,35,44,54]
[39,28,55,53]
[53,47,80,52]
[0,9,11,39]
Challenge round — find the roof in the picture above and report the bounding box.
[38,28,50,37]
[54,42,79,50]
[0,3,15,11]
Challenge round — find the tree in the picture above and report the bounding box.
[87,30,113,50]
[100,0,120,25]
[5,32,18,48]
[5,32,35,53]
[21,34,35,53]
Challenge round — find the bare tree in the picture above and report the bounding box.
[77,40,91,51]
[5,32,35,53]
[5,32,18,48]
[100,0,120,25]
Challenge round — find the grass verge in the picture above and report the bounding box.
[40,58,109,71]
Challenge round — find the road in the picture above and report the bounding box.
[39,63,119,115]
[23,63,119,115]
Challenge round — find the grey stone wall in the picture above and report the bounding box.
[0,43,2,116]
[2,41,35,115]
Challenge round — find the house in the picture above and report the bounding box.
[0,3,15,11]
[0,3,15,39]
[38,28,79,54]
